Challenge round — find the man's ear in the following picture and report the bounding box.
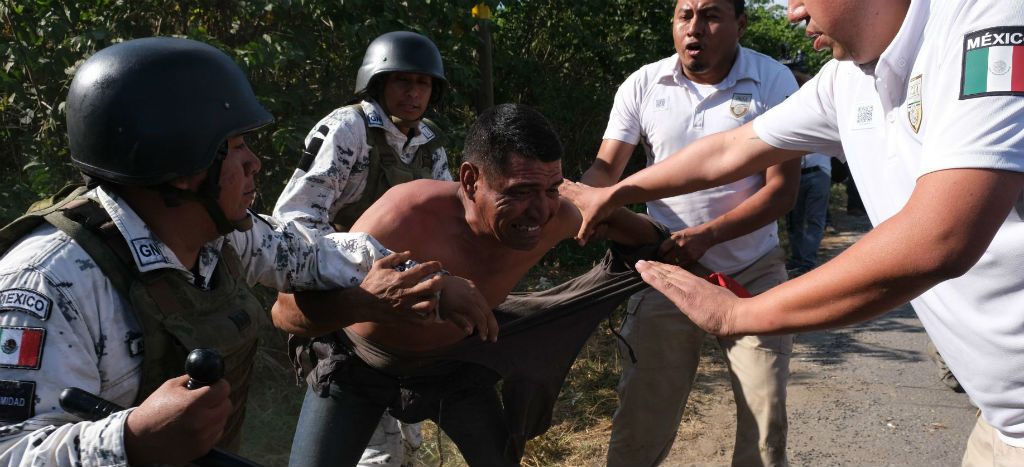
[460,162,479,200]
[737,12,748,38]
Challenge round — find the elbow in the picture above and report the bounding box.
[912,241,985,283]
[923,253,980,282]
[271,294,315,337]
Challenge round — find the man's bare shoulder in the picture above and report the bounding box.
[352,179,461,237]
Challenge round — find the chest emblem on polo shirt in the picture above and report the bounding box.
[730,93,753,118]
[960,26,1024,99]
[907,74,923,133]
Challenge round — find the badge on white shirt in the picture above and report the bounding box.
[907,74,923,133]
[730,93,752,118]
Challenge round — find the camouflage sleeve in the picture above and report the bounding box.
[0,409,131,467]
[0,233,135,467]
[228,213,392,291]
[272,107,368,234]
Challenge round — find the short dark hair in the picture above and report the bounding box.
[463,103,563,178]
[732,0,744,17]
[678,0,744,17]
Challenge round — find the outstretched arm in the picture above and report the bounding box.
[657,157,801,264]
[638,168,1024,337]
[563,123,805,241]
[272,251,444,337]
[272,251,498,341]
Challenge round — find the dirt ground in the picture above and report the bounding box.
[623,212,978,466]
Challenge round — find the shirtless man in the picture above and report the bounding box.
[275,103,663,467]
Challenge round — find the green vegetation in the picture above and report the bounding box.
[1,1,829,465]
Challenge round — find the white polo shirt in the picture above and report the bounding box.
[605,47,798,274]
[754,0,1024,446]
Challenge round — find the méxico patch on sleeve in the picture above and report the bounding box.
[0,289,52,321]
[961,26,1024,99]
[0,380,35,422]
[0,327,45,370]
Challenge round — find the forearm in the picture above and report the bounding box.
[604,208,664,245]
[582,138,636,187]
[695,158,801,246]
[272,290,364,337]
[727,168,1021,335]
[610,124,801,206]
[733,218,952,334]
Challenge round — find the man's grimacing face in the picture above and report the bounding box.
[469,155,563,251]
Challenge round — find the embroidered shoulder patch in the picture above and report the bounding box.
[130,238,167,267]
[420,124,435,140]
[960,26,1024,99]
[0,327,44,370]
[366,109,384,127]
[0,380,35,422]
[0,289,52,321]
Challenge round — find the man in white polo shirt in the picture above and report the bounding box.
[580,0,799,465]
[562,0,1024,464]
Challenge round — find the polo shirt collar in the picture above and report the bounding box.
[867,0,929,107]
[660,46,761,88]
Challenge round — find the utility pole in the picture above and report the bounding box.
[473,3,494,113]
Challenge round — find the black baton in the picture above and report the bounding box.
[58,349,263,467]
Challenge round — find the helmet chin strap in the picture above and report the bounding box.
[157,149,253,235]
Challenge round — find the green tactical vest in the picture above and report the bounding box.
[0,185,265,452]
[328,104,447,229]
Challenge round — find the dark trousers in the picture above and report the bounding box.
[289,380,516,467]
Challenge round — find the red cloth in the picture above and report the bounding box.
[705,272,751,298]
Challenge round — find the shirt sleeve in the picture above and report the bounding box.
[228,214,392,291]
[0,410,132,467]
[753,60,846,158]
[602,68,647,145]
[918,0,1024,176]
[431,148,453,182]
[0,247,132,467]
[272,108,367,235]
[761,63,800,109]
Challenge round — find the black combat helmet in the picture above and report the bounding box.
[66,37,274,186]
[354,31,447,105]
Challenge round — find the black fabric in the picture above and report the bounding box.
[305,228,667,462]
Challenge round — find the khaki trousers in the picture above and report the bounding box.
[607,247,792,467]
[962,413,1024,466]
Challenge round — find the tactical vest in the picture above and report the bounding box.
[298,104,447,230]
[0,185,265,451]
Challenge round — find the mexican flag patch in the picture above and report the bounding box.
[0,327,45,370]
[961,26,1024,99]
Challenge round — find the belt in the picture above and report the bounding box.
[801,166,822,175]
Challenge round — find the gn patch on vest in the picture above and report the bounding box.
[0,380,35,422]
[0,289,52,321]
[130,237,167,267]
[730,93,752,118]
[961,26,1024,99]
[907,74,923,133]
[0,327,44,370]
[366,109,384,127]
